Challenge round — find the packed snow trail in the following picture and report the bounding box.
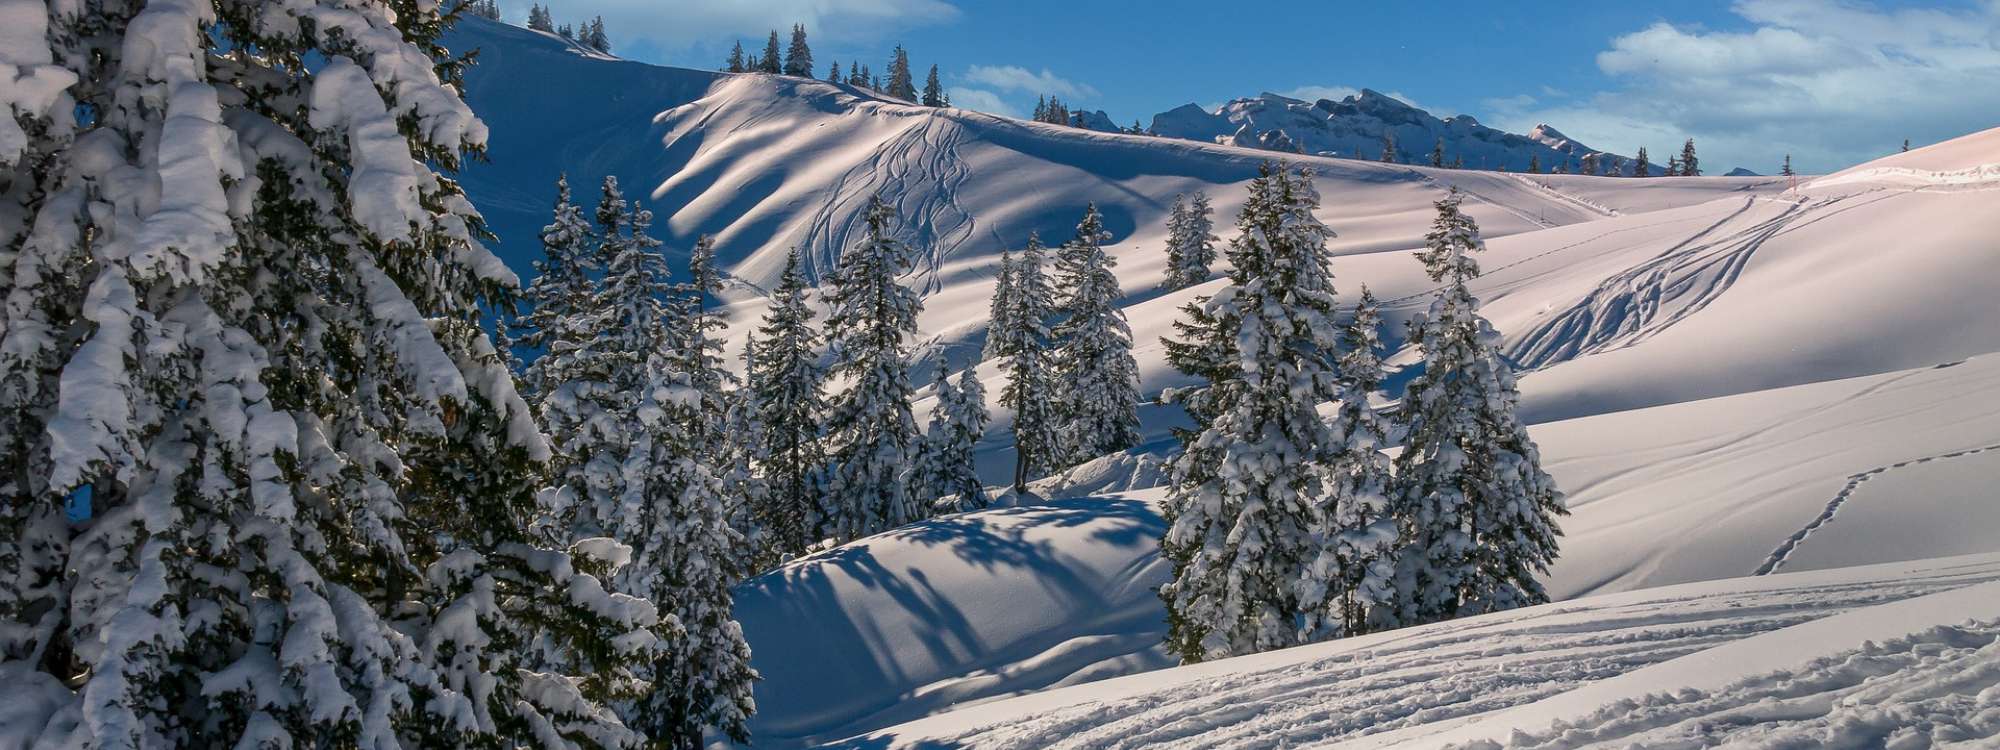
[1756,437,2000,576]
[1421,579,2000,749]
[842,553,2000,749]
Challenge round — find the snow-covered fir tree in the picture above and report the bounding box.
[583,16,610,53]
[681,236,769,578]
[983,249,1017,358]
[848,61,866,87]
[922,64,948,107]
[459,0,502,20]
[1159,164,1348,663]
[784,23,814,77]
[821,197,925,542]
[1381,132,1397,162]
[1430,137,1446,167]
[760,31,783,74]
[1302,286,1399,637]
[528,2,554,31]
[747,250,829,557]
[727,41,747,73]
[0,3,654,746]
[1635,147,1651,177]
[827,60,841,82]
[1390,190,1567,626]
[1162,192,1219,290]
[1053,205,1142,465]
[886,45,918,100]
[618,350,758,749]
[992,234,1062,490]
[914,365,990,513]
[1680,138,1700,176]
[1782,154,1795,177]
[517,174,599,403]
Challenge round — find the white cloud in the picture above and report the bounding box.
[947,87,1020,118]
[1498,0,2000,172]
[961,65,1098,100]
[529,0,959,56]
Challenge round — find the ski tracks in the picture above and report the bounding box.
[1756,438,2000,576]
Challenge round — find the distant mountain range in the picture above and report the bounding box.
[1148,89,1636,174]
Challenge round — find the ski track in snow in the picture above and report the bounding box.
[1756,434,2000,577]
[1505,174,1622,218]
[1457,618,2000,750]
[846,562,2000,749]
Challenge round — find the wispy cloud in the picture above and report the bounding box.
[961,65,1098,100]
[947,87,1021,118]
[1495,0,2000,172]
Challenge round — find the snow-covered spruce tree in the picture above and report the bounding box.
[886,45,917,101]
[993,234,1061,491]
[583,17,609,53]
[820,197,925,543]
[982,249,1016,358]
[1053,204,1142,466]
[914,365,989,513]
[1680,138,1700,176]
[1161,192,1219,290]
[1381,132,1397,162]
[783,23,813,77]
[748,250,828,558]
[1302,285,1399,638]
[1390,190,1566,626]
[680,235,769,578]
[826,60,841,82]
[516,174,598,403]
[0,2,654,746]
[528,3,554,31]
[618,354,758,749]
[1430,137,1446,168]
[1159,164,1348,663]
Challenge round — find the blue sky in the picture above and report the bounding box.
[523,1,2000,174]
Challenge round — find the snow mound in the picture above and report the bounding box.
[731,494,1172,747]
[1808,125,2000,189]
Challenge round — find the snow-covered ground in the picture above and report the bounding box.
[846,554,2000,748]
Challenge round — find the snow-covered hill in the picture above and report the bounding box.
[1148,90,1630,172]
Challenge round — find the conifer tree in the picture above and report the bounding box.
[584,16,610,52]
[558,22,575,40]
[821,197,925,542]
[1381,132,1397,162]
[913,365,990,512]
[1666,154,1682,177]
[528,2,554,31]
[518,175,599,402]
[1159,165,1347,663]
[619,347,759,749]
[1034,95,1049,122]
[784,23,814,76]
[1303,286,1399,637]
[760,31,783,74]
[984,250,1017,358]
[1528,154,1542,174]
[1053,205,1142,465]
[748,251,829,557]
[1634,147,1652,177]
[923,64,948,107]
[1781,154,1795,177]
[828,60,842,82]
[887,45,918,100]
[849,61,866,87]
[1390,191,1567,626]
[0,3,651,746]
[727,41,747,72]
[992,234,1062,490]
[1430,137,1446,167]
[1903,138,1911,152]
[1162,192,1219,290]
[1679,138,1700,176]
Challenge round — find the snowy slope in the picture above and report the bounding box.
[733,351,2000,746]
[846,553,2000,749]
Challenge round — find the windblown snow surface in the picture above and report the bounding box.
[441,18,2000,749]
